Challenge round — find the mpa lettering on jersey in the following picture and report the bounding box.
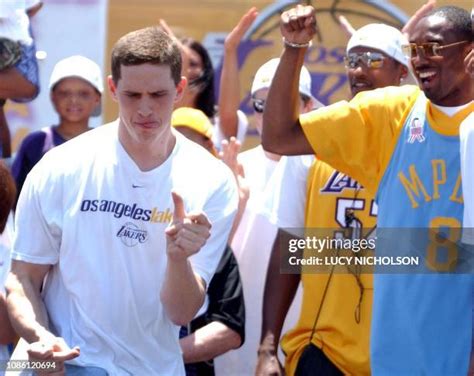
[398,159,462,209]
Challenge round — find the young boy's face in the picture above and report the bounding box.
[51,78,101,123]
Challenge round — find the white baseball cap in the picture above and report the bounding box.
[251,58,317,102]
[346,23,409,67]
[49,55,103,116]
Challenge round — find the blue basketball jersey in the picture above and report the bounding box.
[373,94,473,375]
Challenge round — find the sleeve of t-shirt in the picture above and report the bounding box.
[11,154,62,265]
[299,85,420,194]
[188,163,238,288]
[204,245,245,345]
[263,155,312,229]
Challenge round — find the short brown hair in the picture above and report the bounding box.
[0,162,16,233]
[111,27,182,85]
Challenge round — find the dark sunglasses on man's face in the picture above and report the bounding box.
[252,98,265,113]
[344,52,386,69]
[252,94,310,114]
[401,40,469,58]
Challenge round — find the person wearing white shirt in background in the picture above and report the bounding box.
[215,57,318,376]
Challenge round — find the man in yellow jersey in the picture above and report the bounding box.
[261,5,472,375]
[257,23,409,376]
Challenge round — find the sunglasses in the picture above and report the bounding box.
[252,94,311,114]
[344,52,385,69]
[252,98,265,113]
[401,40,469,58]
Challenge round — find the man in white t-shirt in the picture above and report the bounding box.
[6,27,237,375]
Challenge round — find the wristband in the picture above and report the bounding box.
[282,37,312,49]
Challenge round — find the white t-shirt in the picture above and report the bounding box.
[0,213,14,362]
[12,122,238,375]
[216,146,301,374]
[460,112,474,245]
[263,155,314,229]
[212,110,249,150]
[216,145,277,375]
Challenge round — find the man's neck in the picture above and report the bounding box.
[430,83,473,108]
[431,101,472,116]
[118,125,177,172]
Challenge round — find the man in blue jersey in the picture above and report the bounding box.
[261,4,473,375]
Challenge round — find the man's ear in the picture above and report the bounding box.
[107,75,118,102]
[400,65,409,81]
[174,76,188,103]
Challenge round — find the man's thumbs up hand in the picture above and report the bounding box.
[165,191,211,261]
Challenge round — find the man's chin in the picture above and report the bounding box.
[421,87,439,103]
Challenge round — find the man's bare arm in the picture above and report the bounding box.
[256,230,301,375]
[6,261,52,342]
[6,260,80,371]
[180,321,242,363]
[261,5,316,156]
[161,259,206,326]
[161,192,209,325]
[218,8,258,139]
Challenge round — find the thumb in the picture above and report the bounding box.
[171,191,186,222]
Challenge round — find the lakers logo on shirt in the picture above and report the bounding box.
[320,171,362,193]
[117,222,148,247]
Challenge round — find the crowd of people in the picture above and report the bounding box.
[0,1,472,375]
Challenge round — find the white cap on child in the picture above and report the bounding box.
[49,55,103,116]
[49,55,104,93]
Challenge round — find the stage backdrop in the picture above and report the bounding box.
[5,0,471,153]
